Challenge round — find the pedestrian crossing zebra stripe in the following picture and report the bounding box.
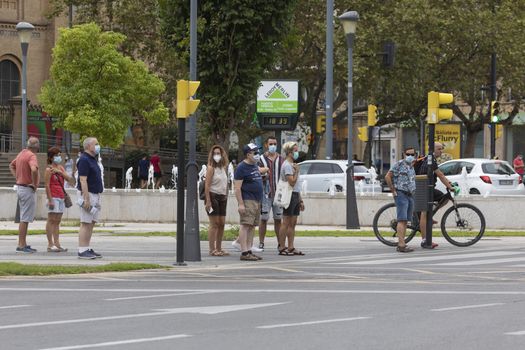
[435,256,525,266]
[330,251,522,265]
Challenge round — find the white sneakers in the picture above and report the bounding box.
[250,245,263,253]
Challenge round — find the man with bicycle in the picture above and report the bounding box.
[385,147,417,253]
[416,142,457,249]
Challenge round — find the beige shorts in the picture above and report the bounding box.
[77,191,101,223]
[240,200,260,226]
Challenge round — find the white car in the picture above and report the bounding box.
[297,160,381,193]
[436,158,525,196]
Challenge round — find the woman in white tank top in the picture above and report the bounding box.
[204,145,229,256]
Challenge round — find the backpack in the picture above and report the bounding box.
[413,156,428,175]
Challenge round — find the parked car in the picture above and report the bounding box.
[297,160,381,193]
[436,158,525,196]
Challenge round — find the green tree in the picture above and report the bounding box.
[159,0,297,148]
[39,23,169,148]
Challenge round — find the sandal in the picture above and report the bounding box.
[278,248,292,256]
[55,246,68,252]
[219,250,230,256]
[287,248,305,256]
[396,245,414,253]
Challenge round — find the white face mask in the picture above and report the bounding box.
[253,154,261,162]
[213,154,221,163]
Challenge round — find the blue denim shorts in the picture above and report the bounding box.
[394,191,414,222]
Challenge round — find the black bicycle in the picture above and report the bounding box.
[372,189,486,247]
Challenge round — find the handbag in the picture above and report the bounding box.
[198,179,206,200]
[55,173,73,208]
[273,179,293,209]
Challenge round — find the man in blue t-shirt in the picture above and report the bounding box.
[234,143,264,261]
[76,137,104,260]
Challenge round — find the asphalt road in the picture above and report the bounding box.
[0,235,524,349]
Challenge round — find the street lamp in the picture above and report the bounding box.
[16,21,34,149]
[339,11,360,229]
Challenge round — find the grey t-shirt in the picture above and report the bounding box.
[281,160,301,192]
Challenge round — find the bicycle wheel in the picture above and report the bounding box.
[440,203,485,246]
[373,203,418,247]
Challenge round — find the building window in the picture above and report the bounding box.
[0,60,20,105]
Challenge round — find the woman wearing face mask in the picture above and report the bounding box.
[44,147,75,252]
[204,145,230,256]
[278,141,305,256]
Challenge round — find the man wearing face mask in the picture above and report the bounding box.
[234,143,264,261]
[76,137,104,259]
[385,147,417,253]
[257,136,284,251]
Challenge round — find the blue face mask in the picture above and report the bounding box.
[268,145,277,153]
[94,145,101,155]
[53,156,62,164]
[405,155,415,163]
[293,151,299,160]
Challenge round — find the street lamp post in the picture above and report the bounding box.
[339,11,360,229]
[16,21,34,149]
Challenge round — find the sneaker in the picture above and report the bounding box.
[421,240,439,249]
[250,253,263,260]
[258,242,265,250]
[240,253,258,261]
[88,249,102,258]
[250,245,263,253]
[78,250,97,260]
[232,241,241,252]
[16,245,36,254]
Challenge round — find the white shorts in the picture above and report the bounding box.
[48,198,65,214]
[77,191,101,223]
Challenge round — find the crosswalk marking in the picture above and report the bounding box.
[436,256,525,266]
[330,251,522,265]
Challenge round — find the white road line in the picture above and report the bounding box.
[505,330,525,335]
[105,291,213,301]
[37,334,191,350]
[257,316,371,329]
[0,303,286,330]
[2,287,525,295]
[333,251,522,265]
[436,256,525,266]
[431,303,504,312]
[0,305,31,309]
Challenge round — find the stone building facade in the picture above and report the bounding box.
[0,0,67,106]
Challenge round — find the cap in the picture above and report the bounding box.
[243,143,259,155]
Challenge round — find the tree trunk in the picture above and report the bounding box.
[464,129,479,158]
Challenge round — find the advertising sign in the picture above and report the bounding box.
[256,80,299,114]
[425,124,461,162]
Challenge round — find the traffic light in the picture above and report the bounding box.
[490,101,500,123]
[316,114,326,133]
[427,91,454,124]
[357,126,368,142]
[495,124,503,139]
[367,104,377,126]
[176,80,200,118]
[382,40,395,68]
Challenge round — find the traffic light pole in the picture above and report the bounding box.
[490,53,497,159]
[325,0,334,159]
[176,118,187,266]
[367,126,373,167]
[184,0,201,262]
[425,123,435,248]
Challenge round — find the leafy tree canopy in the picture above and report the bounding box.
[159,0,297,147]
[39,23,169,148]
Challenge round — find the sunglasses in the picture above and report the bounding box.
[405,152,415,156]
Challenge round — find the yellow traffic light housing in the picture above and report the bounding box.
[316,114,326,134]
[367,104,377,126]
[427,91,453,124]
[490,101,500,123]
[357,126,368,142]
[176,80,201,118]
[495,124,503,139]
